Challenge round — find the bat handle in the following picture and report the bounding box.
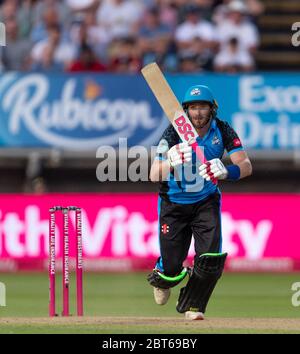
[190,141,218,185]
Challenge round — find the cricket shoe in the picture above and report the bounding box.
[184,311,205,320]
[153,287,171,305]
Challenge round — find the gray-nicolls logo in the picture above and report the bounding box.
[0,282,6,306]
[291,22,300,47]
[0,22,5,46]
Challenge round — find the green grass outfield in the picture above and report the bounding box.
[0,272,300,333]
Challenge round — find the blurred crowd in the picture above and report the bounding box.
[0,0,264,74]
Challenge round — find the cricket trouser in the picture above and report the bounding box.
[156,192,222,277]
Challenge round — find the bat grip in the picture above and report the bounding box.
[190,141,218,185]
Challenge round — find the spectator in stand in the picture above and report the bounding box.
[212,0,232,26]
[84,11,112,61]
[213,36,254,72]
[138,7,177,71]
[69,11,111,63]
[178,53,202,73]
[142,37,178,72]
[172,0,193,23]
[97,0,145,40]
[175,4,216,70]
[0,0,262,73]
[108,37,142,73]
[31,24,77,71]
[173,0,213,24]
[31,1,70,43]
[0,0,32,39]
[0,0,17,22]
[65,0,100,13]
[246,0,265,19]
[0,16,32,71]
[17,0,39,39]
[67,43,107,72]
[192,0,214,20]
[153,0,180,31]
[139,6,172,45]
[213,0,264,25]
[215,0,259,56]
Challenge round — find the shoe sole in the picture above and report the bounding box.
[185,312,205,320]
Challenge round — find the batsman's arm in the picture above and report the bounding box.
[229,150,252,179]
[150,159,172,182]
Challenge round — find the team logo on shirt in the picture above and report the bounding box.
[161,224,170,234]
[212,135,220,145]
[190,88,201,96]
[233,138,241,147]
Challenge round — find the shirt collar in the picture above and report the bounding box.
[210,119,217,131]
[196,118,217,143]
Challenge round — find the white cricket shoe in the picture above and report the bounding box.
[153,287,171,305]
[185,311,205,320]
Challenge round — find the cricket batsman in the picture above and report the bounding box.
[147,85,252,320]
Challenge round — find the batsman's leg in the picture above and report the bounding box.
[148,267,189,305]
[148,198,193,305]
[177,192,225,320]
[176,253,227,318]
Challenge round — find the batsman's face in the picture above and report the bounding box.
[187,102,212,129]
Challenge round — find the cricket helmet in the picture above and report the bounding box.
[182,85,218,117]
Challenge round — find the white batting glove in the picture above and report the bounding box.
[199,158,228,181]
[167,142,192,167]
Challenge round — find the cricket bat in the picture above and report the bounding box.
[141,62,210,165]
